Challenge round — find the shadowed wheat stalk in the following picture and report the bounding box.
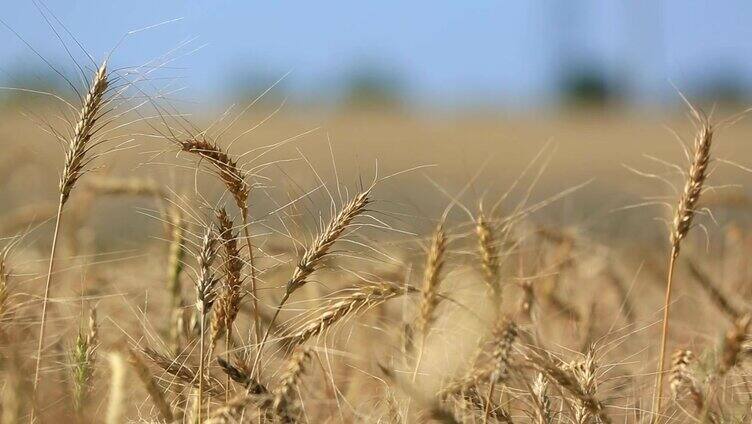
[33,60,111,407]
[653,106,713,417]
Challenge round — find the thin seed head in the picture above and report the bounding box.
[286,190,371,295]
[196,224,219,316]
[417,223,447,337]
[211,208,245,345]
[490,318,518,383]
[86,176,164,197]
[60,61,110,205]
[671,114,713,253]
[476,213,501,300]
[285,282,416,349]
[180,137,249,211]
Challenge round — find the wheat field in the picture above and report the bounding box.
[3,31,752,424]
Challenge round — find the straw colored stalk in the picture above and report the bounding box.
[654,110,713,416]
[0,244,10,322]
[33,60,111,404]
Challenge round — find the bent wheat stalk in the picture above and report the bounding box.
[33,60,111,407]
[283,282,417,350]
[252,189,371,375]
[653,108,713,417]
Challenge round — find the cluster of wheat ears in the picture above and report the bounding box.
[2,34,752,424]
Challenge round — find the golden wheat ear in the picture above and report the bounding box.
[653,107,714,416]
[176,134,261,346]
[33,59,115,407]
[252,188,372,375]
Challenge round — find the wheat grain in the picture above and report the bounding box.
[654,108,714,417]
[284,282,417,349]
[33,60,111,402]
[211,208,244,347]
[417,222,448,339]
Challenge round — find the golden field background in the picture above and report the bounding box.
[2,104,752,422]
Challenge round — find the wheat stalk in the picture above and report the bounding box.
[179,136,261,345]
[195,224,218,424]
[0,244,10,322]
[33,60,111,409]
[653,107,713,417]
[252,189,371,375]
[283,282,417,349]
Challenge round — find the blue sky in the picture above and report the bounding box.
[2,1,752,107]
